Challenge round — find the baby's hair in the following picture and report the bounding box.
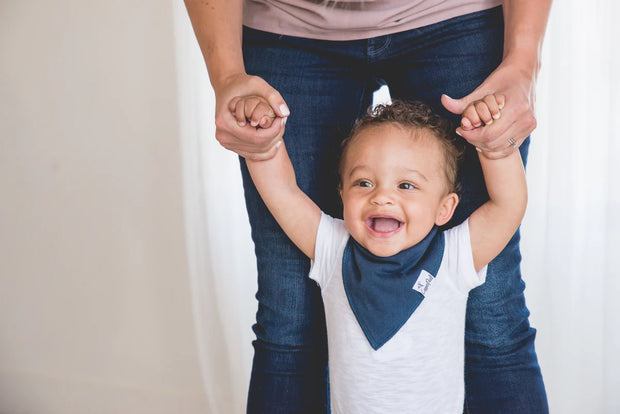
[339,100,462,194]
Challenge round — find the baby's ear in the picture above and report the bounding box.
[435,193,459,226]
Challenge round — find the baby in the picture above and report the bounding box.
[230,95,525,413]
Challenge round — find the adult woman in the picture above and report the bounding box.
[184,1,552,412]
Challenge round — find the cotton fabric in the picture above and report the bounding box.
[310,213,486,413]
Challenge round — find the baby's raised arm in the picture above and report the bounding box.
[466,95,526,271]
[234,95,322,260]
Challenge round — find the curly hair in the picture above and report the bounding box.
[339,100,462,194]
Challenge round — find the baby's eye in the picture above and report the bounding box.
[398,182,416,190]
[356,180,372,188]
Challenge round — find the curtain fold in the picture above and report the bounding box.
[173,1,620,412]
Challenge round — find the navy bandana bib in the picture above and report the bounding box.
[342,227,445,350]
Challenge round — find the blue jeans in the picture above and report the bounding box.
[240,6,548,413]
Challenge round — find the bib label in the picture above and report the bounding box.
[413,270,434,296]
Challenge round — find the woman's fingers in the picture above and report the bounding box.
[217,74,288,156]
[457,108,529,156]
[215,116,285,160]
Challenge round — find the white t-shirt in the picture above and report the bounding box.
[309,213,487,413]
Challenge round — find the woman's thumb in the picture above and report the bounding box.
[440,94,468,115]
[257,83,290,118]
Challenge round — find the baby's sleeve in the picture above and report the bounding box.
[309,213,350,289]
[443,219,487,293]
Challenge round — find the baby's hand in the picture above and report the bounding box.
[461,94,505,131]
[229,95,277,129]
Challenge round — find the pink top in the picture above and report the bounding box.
[243,0,502,41]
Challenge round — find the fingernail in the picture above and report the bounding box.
[493,113,501,119]
[476,147,482,153]
[250,120,258,127]
[455,130,463,137]
[485,120,493,125]
[238,121,245,127]
[499,103,505,109]
[282,117,287,126]
[276,141,282,149]
[280,104,290,117]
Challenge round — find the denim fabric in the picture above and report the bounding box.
[240,6,548,413]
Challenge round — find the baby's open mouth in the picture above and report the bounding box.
[367,217,403,233]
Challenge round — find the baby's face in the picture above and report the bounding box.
[340,124,458,257]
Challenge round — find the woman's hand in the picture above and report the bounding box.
[213,73,289,160]
[441,58,538,160]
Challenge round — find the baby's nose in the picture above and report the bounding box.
[370,188,394,205]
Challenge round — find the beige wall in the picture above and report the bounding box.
[0,1,208,412]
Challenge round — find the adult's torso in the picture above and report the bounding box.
[243,0,502,41]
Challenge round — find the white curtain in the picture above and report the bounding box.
[172,1,620,412]
[172,3,257,413]
[520,1,620,412]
